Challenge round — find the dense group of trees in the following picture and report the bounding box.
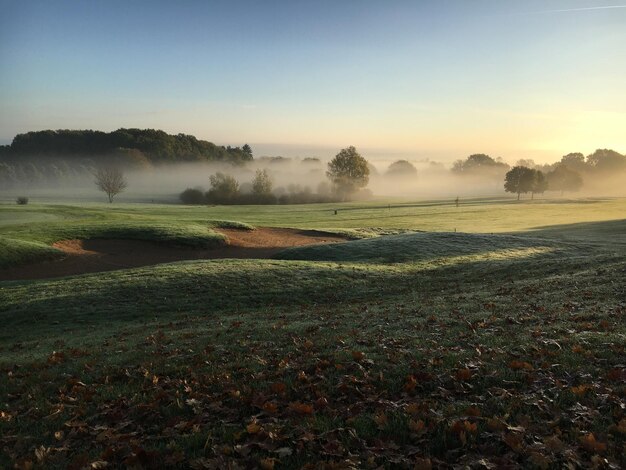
[0,129,254,188]
[449,149,625,199]
[3,126,624,203]
[181,171,339,205]
[504,166,547,200]
[181,146,372,205]
[1,129,253,164]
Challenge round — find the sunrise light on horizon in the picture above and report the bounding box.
[1,0,624,162]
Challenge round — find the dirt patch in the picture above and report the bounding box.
[0,228,346,281]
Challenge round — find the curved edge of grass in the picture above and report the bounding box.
[206,219,255,231]
[304,227,420,240]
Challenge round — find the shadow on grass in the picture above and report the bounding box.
[274,231,560,263]
[524,218,626,247]
[0,245,600,344]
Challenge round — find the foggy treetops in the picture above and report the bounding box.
[1,128,625,201]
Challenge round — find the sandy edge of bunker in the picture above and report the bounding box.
[0,228,347,281]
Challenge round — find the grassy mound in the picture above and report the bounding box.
[0,237,61,269]
[275,231,560,263]
[38,222,227,248]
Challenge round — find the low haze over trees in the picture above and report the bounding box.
[206,173,240,204]
[452,154,509,175]
[386,160,418,178]
[326,146,370,201]
[178,145,373,205]
[251,169,274,203]
[1,127,624,200]
[547,164,583,195]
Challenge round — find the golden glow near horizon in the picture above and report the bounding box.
[1,1,625,163]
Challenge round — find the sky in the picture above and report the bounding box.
[1,0,625,163]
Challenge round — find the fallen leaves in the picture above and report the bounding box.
[288,401,314,415]
[509,360,533,371]
[579,433,607,454]
[2,274,625,470]
[246,422,262,434]
[455,368,473,381]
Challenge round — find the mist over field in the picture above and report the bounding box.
[2,154,626,205]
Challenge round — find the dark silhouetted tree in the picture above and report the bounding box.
[560,153,588,173]
[180,188,206,205]
[586,149,626,172]
[504,166,535,200]
[242,144,253,159]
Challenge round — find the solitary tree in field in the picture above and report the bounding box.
[327,146,369,201]
[94,167,127,203]
[504,166,535,200]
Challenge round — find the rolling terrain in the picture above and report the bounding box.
[0,197,625,468]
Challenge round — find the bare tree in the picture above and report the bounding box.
[94,167,127,203]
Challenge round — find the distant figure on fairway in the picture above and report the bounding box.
[334,209,338,215]
[455,196,459,207]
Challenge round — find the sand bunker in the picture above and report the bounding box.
[0,228,346,281]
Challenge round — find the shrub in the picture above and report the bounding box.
[180,188,206,205]
[206,173,240,204]
[16,197,29,205]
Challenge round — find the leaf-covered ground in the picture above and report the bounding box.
[1,224,625,468]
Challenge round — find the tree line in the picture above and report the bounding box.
[452,150,625,197]
[451,149,626,177]
[0,129,253,163]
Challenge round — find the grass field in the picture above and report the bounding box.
[0,197,625,468]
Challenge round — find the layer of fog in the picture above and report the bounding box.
[2,156,625,204]
[128,158,504,201]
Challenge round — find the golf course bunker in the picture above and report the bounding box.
[0,228,347,281]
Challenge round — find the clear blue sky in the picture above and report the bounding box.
[1,0,624,162]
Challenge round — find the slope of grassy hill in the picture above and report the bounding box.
[275,231,566,263]
[0,199,625,468]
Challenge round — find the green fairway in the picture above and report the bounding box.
[1,197,624,268]
[0,197,625,468]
